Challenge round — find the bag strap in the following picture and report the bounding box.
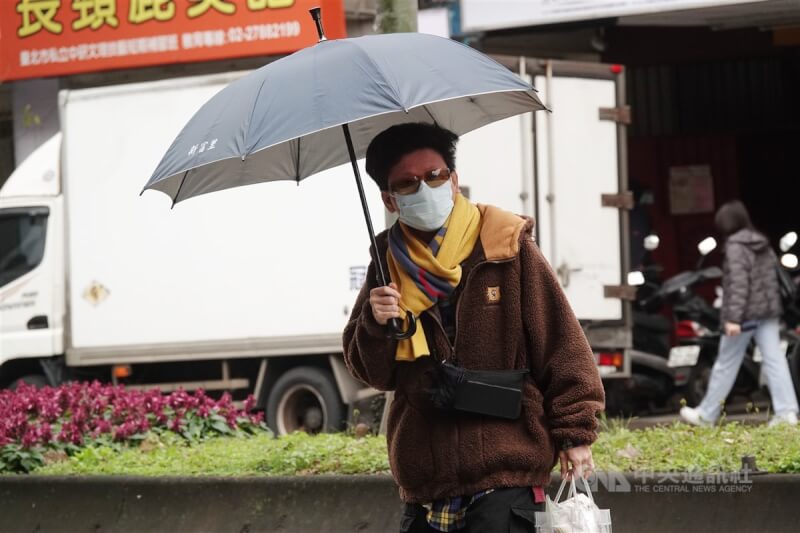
[554,475,596,504]
[554,478,569,503]
[580,475,596,504]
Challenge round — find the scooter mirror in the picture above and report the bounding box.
[627,271,645,286]
[782,253,799,270]
[780,232,798,253]
[698,237,717,256]
[644,234,660,251]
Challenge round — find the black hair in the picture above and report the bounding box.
[714,200,754,237]
[365,123,459,191]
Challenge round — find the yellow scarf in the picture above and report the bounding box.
[387,194,482,361]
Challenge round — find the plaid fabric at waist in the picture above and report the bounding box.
[423,489,494,532]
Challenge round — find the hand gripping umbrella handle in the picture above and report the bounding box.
[341,124,417,341]
[388,315,417,340]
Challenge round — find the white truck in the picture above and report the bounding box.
[0,57,632,433]
[459,57,634,380]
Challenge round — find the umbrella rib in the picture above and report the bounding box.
[295,136,301,183]
[422,105,439,126]
[345,39,405,109]
[171,170,189,209]
[243,77,270,158]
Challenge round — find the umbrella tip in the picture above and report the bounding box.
[309,7,327,42]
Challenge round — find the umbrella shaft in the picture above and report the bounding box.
[342,124,389,288]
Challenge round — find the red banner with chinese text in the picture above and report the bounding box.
[0,0,347,82]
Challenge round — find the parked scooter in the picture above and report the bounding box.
[603,235,673,414]
[778,231,799,324]
[634,237,732,407]
[606,232,799,415]
[777,232,800,402]
[604,235,711,415]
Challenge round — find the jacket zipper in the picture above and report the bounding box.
[427,257,516,361]
[439,256,514,485]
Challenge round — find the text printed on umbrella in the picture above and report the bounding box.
[188,139,218,156]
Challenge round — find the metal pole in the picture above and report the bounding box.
[545,60,557,266]
[518,56,532,217]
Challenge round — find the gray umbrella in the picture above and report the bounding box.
[142,9,546,338]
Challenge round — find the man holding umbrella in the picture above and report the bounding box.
[141,14,604,527]
[344,122,605,531]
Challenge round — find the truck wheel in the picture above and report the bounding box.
[8,374,49,390]
[266,367,344,435]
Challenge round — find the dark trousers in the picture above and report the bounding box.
[400,487,543,533]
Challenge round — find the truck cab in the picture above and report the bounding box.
[0,133,64,386]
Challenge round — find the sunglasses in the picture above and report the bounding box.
[389,167,452,196]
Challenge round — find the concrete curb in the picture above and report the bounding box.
[1,472,799,532]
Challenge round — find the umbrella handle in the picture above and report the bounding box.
[388,315,417,340]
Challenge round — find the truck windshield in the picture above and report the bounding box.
[0,207,49,288]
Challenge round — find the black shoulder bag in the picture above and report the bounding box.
[427,361,528,420]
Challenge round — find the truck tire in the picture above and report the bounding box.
[8,374,49,390]
[266,367,344,435]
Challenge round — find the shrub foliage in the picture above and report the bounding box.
[0,381,268,473]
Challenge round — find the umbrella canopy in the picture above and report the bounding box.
[141,31,544,204]
[142,21,547,339]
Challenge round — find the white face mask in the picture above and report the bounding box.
[393,181,454,232]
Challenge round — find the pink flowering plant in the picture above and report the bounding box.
[0,381,268,473]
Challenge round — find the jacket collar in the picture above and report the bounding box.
[476,204,534,262]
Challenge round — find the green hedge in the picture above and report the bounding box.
[35,432,388,476]
[592,419,800,473]
[30,419,800,477]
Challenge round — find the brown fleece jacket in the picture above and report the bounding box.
[342,204,605,504]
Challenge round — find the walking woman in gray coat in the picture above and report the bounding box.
[681,201,799,427]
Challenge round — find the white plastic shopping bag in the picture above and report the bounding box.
[535,476,612,533]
